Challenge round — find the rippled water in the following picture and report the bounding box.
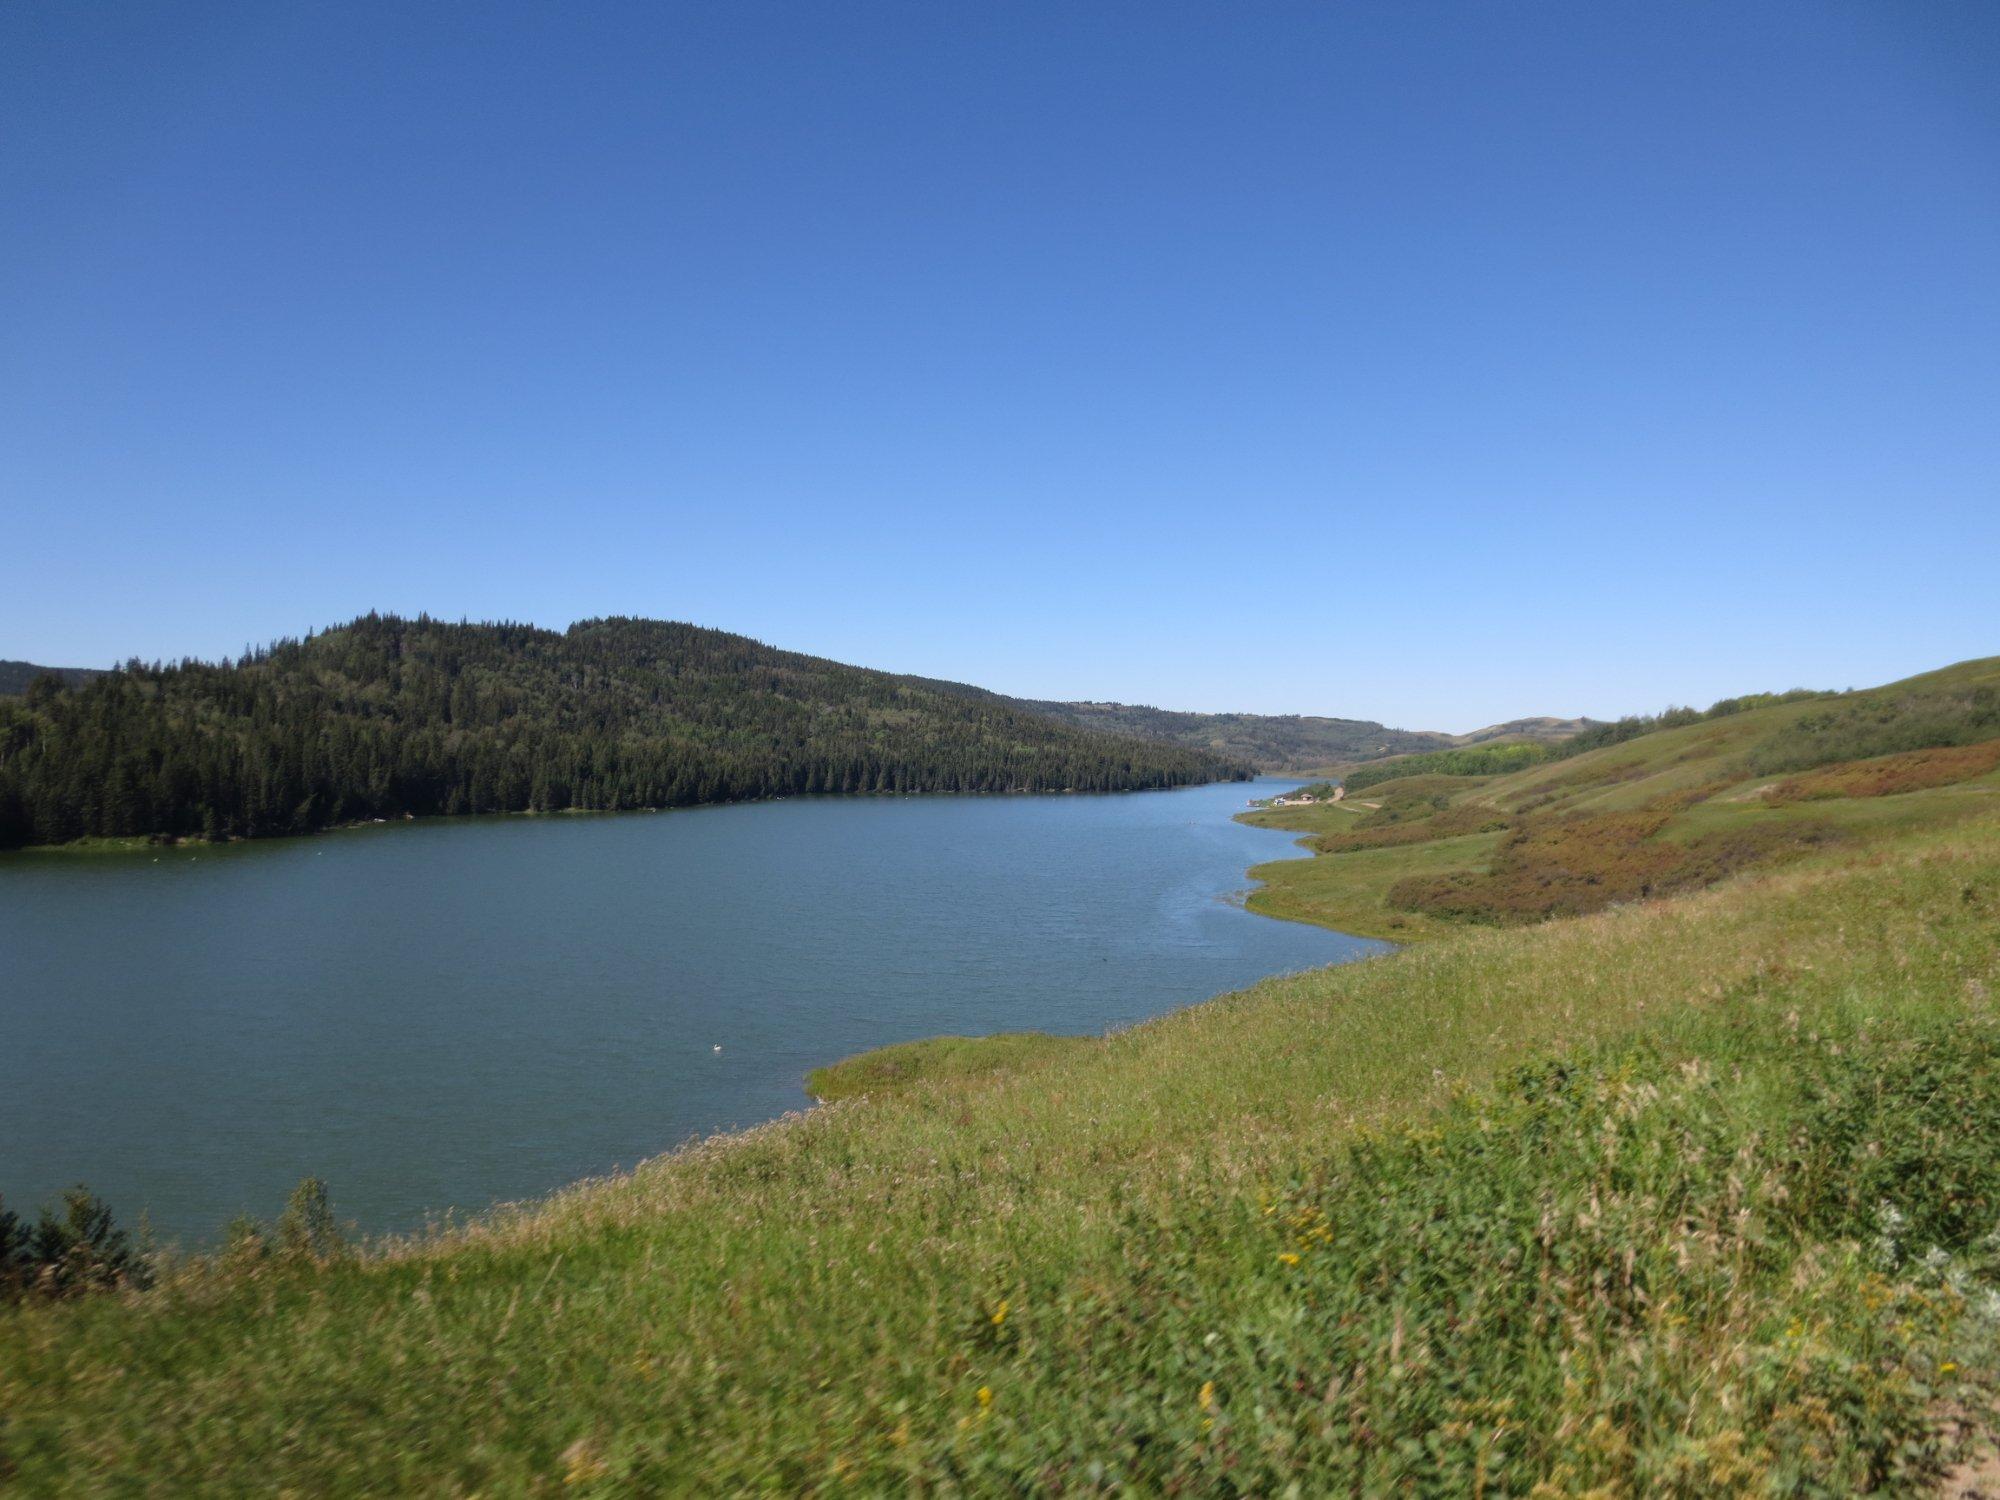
[0,779,1382,1242]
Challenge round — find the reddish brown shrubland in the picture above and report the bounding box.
[1386,793,1840,923]
[1765,737,2000,804]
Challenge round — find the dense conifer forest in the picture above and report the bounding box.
[0,615,1249,847]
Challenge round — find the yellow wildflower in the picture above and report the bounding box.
[977,1385,993,1407]
[991,1299,1009,1328]
[1278,1252,1301,1266]
[1198,1380,1215,1411]
[561,1438,608,1486]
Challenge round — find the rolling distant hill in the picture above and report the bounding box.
[0,615,1249,847]
[1014,700,1594,772]
[0,660,104,695]
[1450,715,1595,747]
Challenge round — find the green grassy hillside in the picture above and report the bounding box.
[1244,655,2000,940]
[4,660,2000,1491]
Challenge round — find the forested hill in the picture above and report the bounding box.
[0,616,1249,848]
[1014,701,1593,772]
[0,660,103,695]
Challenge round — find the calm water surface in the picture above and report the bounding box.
[0,779,1382,1242]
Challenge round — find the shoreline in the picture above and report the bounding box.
[1231,795,1465,942]
[3,774,1352,1251]
[0,772,1261,858]
[801,796,1389,1114]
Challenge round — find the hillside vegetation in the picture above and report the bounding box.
[1338,737,1558,794]
[1015,701,1453,771]
[0,616,1246,848]
[1322,694,1834,795]
[3,658,1999,1492]
[1017,701,1590,773]
[1245,655,2000,941]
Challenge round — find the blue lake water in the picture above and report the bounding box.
[0,779,1382,1243]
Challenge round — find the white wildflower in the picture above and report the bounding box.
[1873,1202,1907,1270]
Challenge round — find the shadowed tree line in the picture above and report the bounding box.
[0,614,1250,847]
[0,1177,347,1304]
[0,1187,149,1301]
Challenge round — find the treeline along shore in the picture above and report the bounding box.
[0,614,1250,848]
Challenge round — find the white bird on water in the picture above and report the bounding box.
[712,1044,722,1053]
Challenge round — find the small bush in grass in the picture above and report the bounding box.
[1783,1020,2000,1254]
[276,1176,344,1261]
[221,1213,270,1267]
[213,1177,346,1269]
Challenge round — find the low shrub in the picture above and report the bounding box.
[1386,802,1839,924]
[1766,738,2000,804]
[1749,687,2000,778]
[213,1177,349,1269]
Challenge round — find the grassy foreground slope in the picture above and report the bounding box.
[6,801,2000,1490]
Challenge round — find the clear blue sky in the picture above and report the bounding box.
[3,2,1995,730]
